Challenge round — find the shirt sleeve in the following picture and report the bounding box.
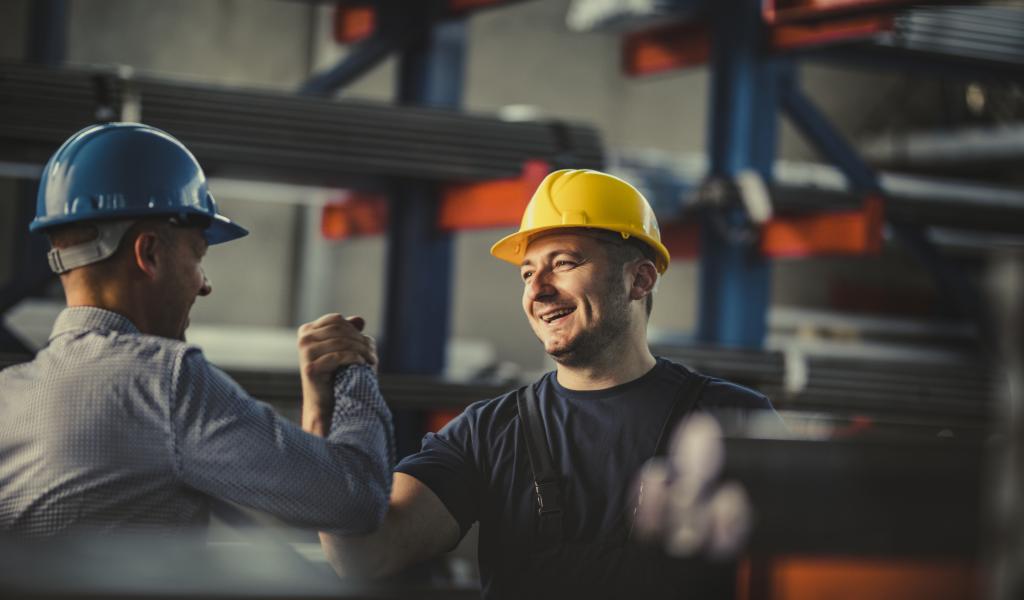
[170,348,393,534]
[699,378,787,435]
[394,402,486,540]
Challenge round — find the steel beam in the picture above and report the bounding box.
[298,1,445,97]
[697,0,775,348]
[381,19,465,379]
[780,71,992,345]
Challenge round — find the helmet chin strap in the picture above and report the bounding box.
[47,220,136,274]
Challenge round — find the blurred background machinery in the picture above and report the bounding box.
[2,0,1023,598]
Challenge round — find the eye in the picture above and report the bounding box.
[554,259,576,270]
[521,270,534,282]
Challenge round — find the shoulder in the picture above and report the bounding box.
[40,329,196,384]
[440,385,522,442]
[657,358,773,410]
[701,376,773,410]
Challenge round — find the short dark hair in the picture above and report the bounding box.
[589,229,657,317]
[45,222,100,250]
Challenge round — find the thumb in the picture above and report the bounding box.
[347,316,366,332]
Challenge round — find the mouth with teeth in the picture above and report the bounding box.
[538,306,577,324]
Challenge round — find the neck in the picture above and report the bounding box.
[63,276,154,335]
[555,328,656,391]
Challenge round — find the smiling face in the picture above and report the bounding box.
[520,230,633,367]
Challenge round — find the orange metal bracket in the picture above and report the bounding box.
[333,4,376,44]
[319,160,550,240]
[737,555,979,600]
[760,195,885,258]
[660,220,701,261]
[765,0,933,25]
[333,0,526,45]
[321,191,389,240]
[771,15,892,50]
[622,21,710,77]
[437,160,550,231]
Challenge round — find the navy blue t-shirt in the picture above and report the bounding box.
[395,357,773,596]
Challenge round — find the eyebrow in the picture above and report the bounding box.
[520,249,584,267]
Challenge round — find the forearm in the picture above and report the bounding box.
[320,526,403,580]
[177,361,393,531]
[320,473,462,580]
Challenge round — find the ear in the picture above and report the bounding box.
[133,231,161,279]
[629,260,657,301]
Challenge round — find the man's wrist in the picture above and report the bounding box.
[301,379,334,437]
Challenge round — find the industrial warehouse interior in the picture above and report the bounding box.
[1,0,1022,598]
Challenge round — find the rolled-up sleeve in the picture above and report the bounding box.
[170,348,393,534]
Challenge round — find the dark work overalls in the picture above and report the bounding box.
[501,372,737,600]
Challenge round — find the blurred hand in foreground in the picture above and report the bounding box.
[633,414,753,561]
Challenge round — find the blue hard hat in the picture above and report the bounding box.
[30,122,248,244]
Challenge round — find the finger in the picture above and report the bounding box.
[302,351,367,379]
[298,313,346,337]
[365,336,378,366]
[346,316,365,332]
[298,322,365,346]
[705,482,752,560]
[631,459,670,541]
[302,337,374,364]
[301,337,376,367]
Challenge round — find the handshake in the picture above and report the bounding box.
[296,313,379,435]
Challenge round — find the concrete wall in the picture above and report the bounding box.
[1,0,921,371]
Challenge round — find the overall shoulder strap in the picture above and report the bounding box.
[654,371,711,457]
[516,383,564,546]
[627,371,712,542]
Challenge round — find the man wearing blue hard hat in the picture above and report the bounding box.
[0,123,393,537]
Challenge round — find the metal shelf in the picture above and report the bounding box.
[0,61,604,188]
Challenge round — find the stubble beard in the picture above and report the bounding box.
[546,273,631,369]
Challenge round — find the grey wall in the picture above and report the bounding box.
[1,0,921,371]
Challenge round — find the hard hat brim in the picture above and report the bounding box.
[30,208,249,245]
[204,214,249,245]
[491,224,670,274]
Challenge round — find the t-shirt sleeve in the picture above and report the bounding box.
[394,401,488,539]
[699,378,787,434]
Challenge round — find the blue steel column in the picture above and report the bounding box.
[381,20,465,376]
[697,0,776,348]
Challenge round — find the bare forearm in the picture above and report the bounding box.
[320,474,461,580]
[320,529,399,580]
[301,378,331,437]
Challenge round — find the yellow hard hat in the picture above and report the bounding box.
[490,169,671,273]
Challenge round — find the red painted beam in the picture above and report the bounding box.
[622,21,710,77]
[437,159,549,231]
[764,0,947,25]
[760,195,884,258]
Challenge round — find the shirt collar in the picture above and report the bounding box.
[50,306,141,340]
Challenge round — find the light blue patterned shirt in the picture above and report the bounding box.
[0,306,394,538]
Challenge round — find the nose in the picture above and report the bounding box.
[525,269,555,303]
[198,268,212,297]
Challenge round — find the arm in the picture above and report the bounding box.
[320,472,461,579]
[171,350,393,532]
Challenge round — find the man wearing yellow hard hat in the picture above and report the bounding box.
[313,170,775,597]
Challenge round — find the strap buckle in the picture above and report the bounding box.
[535,480,563,516]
